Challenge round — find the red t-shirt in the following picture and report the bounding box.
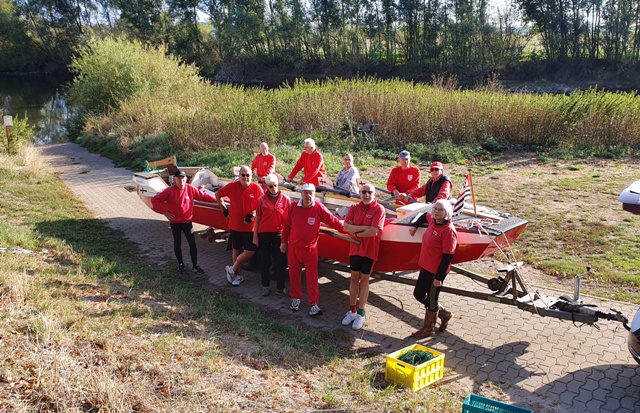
[345,200,386,261]
[255,192,291,233]
[386,166,421,193]
[151,184,216,224]
[288,150,326,185]
[418,214,458,275]
[282,201,343,248]
[216,181,264,232]
[251,153,276,180]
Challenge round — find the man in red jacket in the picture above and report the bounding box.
[280,183,343,316]
[151,169,216,275]
[251,142,276,188]
[387,150,420,204]
[286,138,326,185]
[217,165,264,286]
[404,161,452,204]
[340,183,386,330]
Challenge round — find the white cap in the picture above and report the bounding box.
[301,183,316,192]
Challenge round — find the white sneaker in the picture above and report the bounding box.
[309,304,323,316]
[231,275,243,286]
[290,298,300,312]
[352,314,365,330]
[225,265,235,284]
[342,311,357,325]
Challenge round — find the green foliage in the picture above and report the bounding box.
[5,114,36,150]
[68,36,202,115]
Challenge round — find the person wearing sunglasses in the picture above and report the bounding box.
[151,169,216,276]
[335,153,360,194]
[217,166,264,286]
[340,184,385,330]
[251,142,276,189]
[286,138,326,186]
[386,150,420,205]
[253,174,291,297]
[407,199,457,338]
[280,183,344,317]
[403,161,452,204]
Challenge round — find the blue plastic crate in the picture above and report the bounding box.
[462,394,533,413]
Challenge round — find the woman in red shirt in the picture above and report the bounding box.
[408,199,457,338]
[253,174,291,296]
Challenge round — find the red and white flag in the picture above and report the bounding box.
[453,174,471,216]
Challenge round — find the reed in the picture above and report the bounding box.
[72,39,640,162]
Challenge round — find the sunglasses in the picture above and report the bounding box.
[360,190,373,195]
[430,168,440,172]
[240,173,251,177]
[267,184,277,188]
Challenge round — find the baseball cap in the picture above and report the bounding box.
[301,183,316,192]
[398,150,410,160]
[174,169,187,177]
[429,161,443,170]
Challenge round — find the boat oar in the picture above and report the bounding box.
[320,229,360,244]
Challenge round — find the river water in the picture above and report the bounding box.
[0,76,71,144]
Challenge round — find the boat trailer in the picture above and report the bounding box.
[372,263,631,330]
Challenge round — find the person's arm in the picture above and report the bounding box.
[280,207,292,252]
[408,212,429,237]
[216,185,229,216]
[407,184,426,203]
[386,168,397,192]
[288,154,304,180]
[434,254,454,282]
[253,214,261,247]
[266,154,276,176]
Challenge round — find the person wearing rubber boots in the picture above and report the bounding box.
[408,199,458,338]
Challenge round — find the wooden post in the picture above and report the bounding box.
[3,115,14,155]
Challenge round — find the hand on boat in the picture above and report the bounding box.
[409,227,417,237]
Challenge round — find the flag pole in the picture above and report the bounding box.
[467,169,477,216]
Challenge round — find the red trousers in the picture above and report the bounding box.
[288,245,320,305]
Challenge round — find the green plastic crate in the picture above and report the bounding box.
[462,394,533,413]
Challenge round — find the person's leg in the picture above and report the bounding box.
[303,247,320,305]
[357,257,374,312]
[288,247,303,299]
[274,234,287,291]
[181,221,198,267]
[170,223,184,265]
[231,232,256,273]
[412,268,434,307]
[258,233,271,287]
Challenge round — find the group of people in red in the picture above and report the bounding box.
[150,139,458,337]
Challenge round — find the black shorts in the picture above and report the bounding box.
[349,255,374,275]
[230,230,257,252]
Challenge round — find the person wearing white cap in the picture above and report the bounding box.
[280,183,344,316]
[404,161,452,204]
[386,150,420,205]
[151,169,216,276]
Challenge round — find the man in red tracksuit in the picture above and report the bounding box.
[151,169,216,275]
[280,183,343,316]
[286,138,326,185]
[217,165,264,286]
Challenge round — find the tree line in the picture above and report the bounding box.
[2,0,640,78]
